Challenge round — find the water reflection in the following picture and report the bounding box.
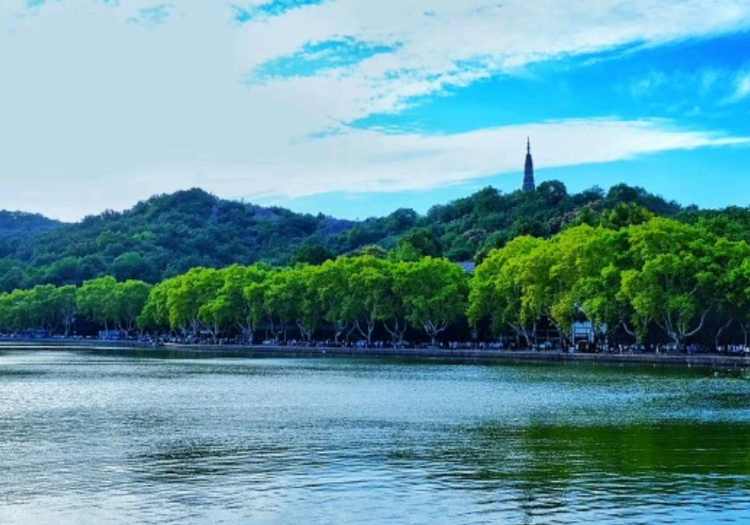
[132,440,295,482]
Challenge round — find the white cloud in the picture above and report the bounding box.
[629,71,668,97]
[237,0,750,123]
[728,71,750,102]
[0,1,749,220]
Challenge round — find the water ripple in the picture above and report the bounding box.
[1,350,749,524]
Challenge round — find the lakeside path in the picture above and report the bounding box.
[2,339,750,370]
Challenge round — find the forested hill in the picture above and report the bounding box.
[0,189,357,291]
[0,211,62,241]
[332,181,688,261]
[1,182,748,292]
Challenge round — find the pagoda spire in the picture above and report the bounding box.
[523,137,535,192]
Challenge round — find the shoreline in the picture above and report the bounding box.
[2,338,750,370]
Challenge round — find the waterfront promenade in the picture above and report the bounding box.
[2,338,750,370]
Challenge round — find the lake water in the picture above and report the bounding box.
[1,349,750,524]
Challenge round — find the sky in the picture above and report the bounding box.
[1,1,750,222]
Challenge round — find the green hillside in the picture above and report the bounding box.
[0,181,747,292]
[0,189,357,290]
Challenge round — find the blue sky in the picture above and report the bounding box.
[1,1,750,221]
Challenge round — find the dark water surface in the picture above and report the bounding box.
[1,349,750,524]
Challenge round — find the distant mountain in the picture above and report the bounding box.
[0,182,746,292]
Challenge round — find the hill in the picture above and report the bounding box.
[0,189,358,290]
[1,182,747,292]
[0,211,62,240]
[330,181,689,260]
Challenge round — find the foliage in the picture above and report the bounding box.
[471,217,750,349]
[1,182,750,351]
[0,182,706,292]
[394,257,469,345]
[0,189,355,290]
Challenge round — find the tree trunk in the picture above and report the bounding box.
[296,320,313,342]
[332,321,349,345]
[384,319,407,345]
[621,319,644,346]
[355,320,375,345]
[674,308,711,353]
[715,318,733,352]
[423,320,447,347]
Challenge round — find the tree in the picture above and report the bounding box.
[0,264,27,293]
[138,280,171,333]
[77,276,119,330]
[346,256,391,344]
[116,280,152,331]
[112,252,149,281]
[517,240,563,345]
[51,285,77,336]
[0,289,33,332]
[166,268,223,335]
[263,266,319,342]
[553,225,630,346]
[621,219,719,349]
[397,257,468,345]
[380,261,409,344]
[546,226,600,341]
[244,274,273,341]
[293,243,334,265]
[312,258,356,343]
[393,228,443,260]
[199,264,268,342]
[469,236,545,346]
[713,239,750,347]
[44,257,81,285]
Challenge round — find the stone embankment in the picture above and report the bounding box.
[2,338,750,370]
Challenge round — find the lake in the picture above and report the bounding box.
[1,349,750,524]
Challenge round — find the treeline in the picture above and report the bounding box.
[470,217,750,348]
[0,277,151,336]
[0,256,468,345]
[5,181,739,294]
[1,216,749,350]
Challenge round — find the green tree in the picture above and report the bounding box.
[393,228,443,260]
[312,258,357,343]
[51,285,78,336]
[712,239,750,347]
[346,256,391,344]
[469,236,545,346]
[380,261,409,344]
[77,276,119,330]
[293,243,334,265]
[166,268,223,335]
[244,274,274,341]
[397,257,468,345]
[621,219,719,349]
[116,280,152,331]
[263,266,319,341]
[199,265,268,342]
[137,280,172,333]
[112,252,149,281]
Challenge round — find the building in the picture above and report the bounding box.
[523,137,535,192]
